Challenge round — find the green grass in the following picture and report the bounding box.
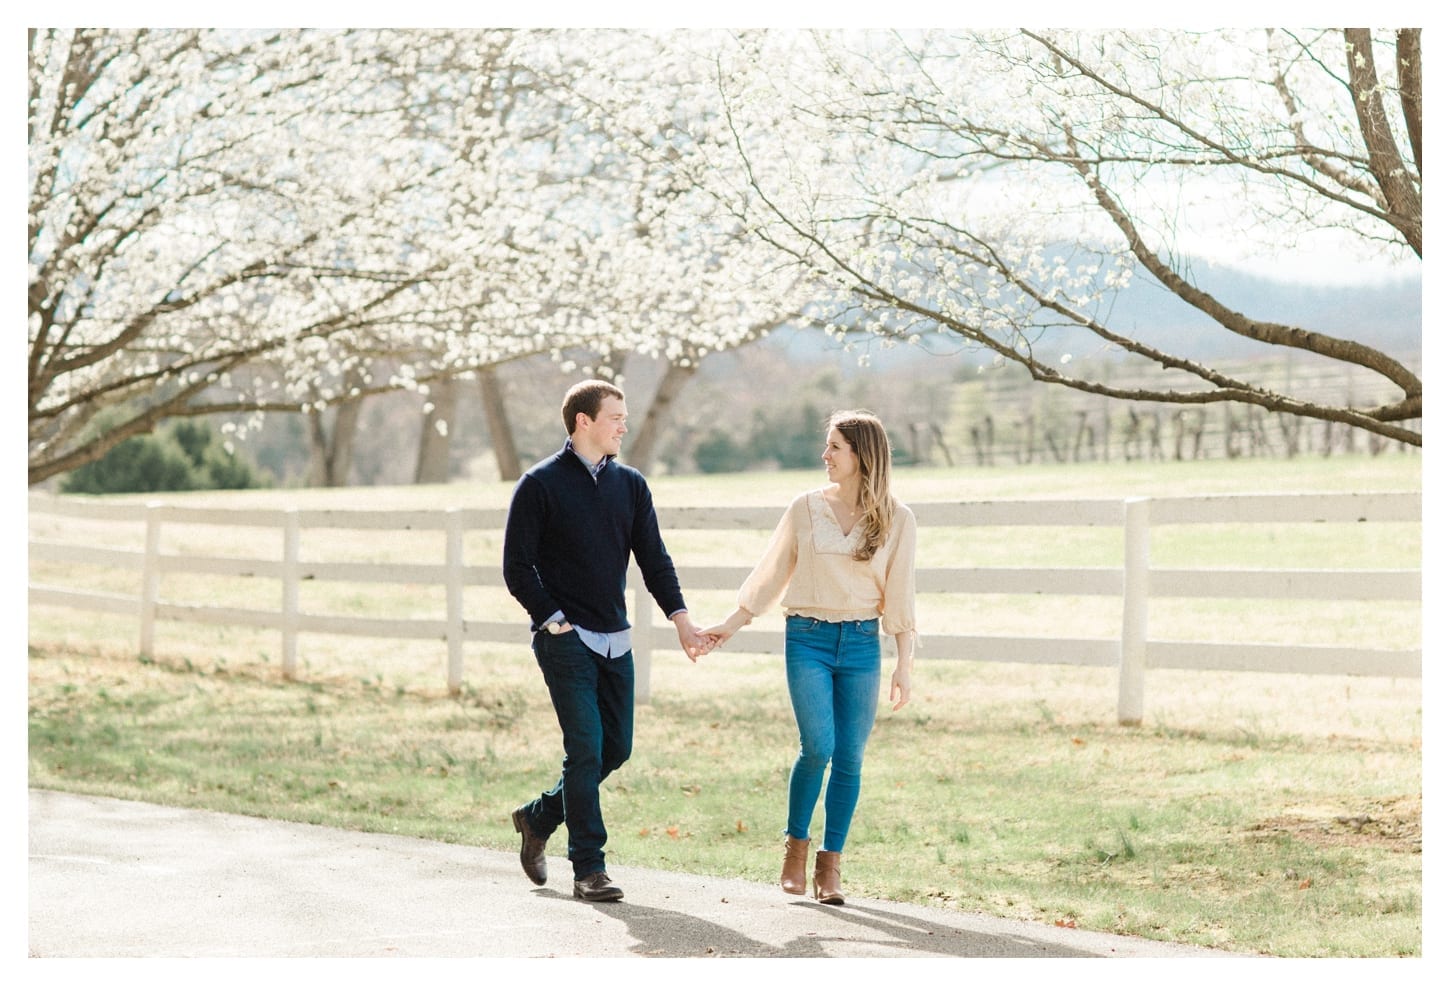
[27,453,1422,957]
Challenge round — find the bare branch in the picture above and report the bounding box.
[1343,29,1421,254]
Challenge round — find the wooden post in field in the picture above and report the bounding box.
[139,502,162,657]
[1118,497,1150,726]
[282,509,300,679]
[445,508,464,695]
[631,567,652,704]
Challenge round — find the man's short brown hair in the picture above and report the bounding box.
[562,379,626,435]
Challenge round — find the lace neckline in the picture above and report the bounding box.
[808,490,861,554]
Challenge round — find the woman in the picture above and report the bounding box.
[706,410,916,905]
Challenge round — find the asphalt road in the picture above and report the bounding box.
[28,788,1239,960]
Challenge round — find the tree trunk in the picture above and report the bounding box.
[1017,414,1035,464]
[626,360,696,475]
[306,400,362,487]
[478,364,521,482]
[931,423,953,466]
[415,375,458,484]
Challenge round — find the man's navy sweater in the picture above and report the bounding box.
[502,444,686,634]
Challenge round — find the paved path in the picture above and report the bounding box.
[28,788,1239,959]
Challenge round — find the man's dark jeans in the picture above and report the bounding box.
[520,629,634,879]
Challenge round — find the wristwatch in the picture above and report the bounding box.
[544,620,567,635]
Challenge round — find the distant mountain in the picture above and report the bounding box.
[763,262,1421,371]
[1107,266,1421,361]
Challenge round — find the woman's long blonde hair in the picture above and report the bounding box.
[829,410,895,562]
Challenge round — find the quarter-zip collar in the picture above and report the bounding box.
[565,438,614,483]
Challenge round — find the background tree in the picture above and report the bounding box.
[61,419,266,494]
[509,30,813,475]
[29,28,807,488]
[27,29,505,486]
[697,28,1421,447]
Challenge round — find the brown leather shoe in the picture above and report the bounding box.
[813,850,844,905]
[780,836,811,895]
[511,805,548,886]
[573,871,624,902]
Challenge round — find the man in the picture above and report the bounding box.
[502,379,710,902]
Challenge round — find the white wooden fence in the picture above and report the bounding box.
[28,490,1420,724]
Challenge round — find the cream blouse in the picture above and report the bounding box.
[737,489,917,636]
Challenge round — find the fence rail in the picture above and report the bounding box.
[28,490,1420,723]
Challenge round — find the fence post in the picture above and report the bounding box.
[446,508,464,695]
[282,508,300,679]
[631,567,652,704]
[1118,497,1150,726]
[139,502,162,657]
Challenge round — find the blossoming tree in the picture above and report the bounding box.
[693,28,1421,446]
[28,28,803,486]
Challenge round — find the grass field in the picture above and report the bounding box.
[27,453,1423,956]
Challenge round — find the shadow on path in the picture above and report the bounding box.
[536,890,1102,958]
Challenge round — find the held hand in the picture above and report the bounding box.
[889,668,911,711]
[702,608,751,651]
[676,622,712,662]
[702,622,736,648]
[692,625,717,659]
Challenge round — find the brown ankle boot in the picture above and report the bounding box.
[813,850,844,905]
[780,836,811,895]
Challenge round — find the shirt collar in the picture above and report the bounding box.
[564,438,613,479]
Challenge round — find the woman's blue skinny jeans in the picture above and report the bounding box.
[782,615,881,854]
